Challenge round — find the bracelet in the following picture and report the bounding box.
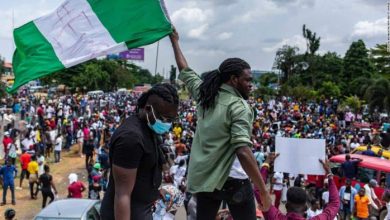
[327,173,334,178]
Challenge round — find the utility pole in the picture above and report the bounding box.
[387,1,390,52]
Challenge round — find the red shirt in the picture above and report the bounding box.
[68,181,84,198]
[37,107,44,117]
[20,153,32,170]
[3,137,13,154]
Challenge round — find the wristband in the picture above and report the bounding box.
[327,173,334,178]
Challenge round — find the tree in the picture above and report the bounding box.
[343,40,375,83]
[365,78,390,113]
[169,65,177,85]
[302,24,321,55]
[258,72,278,87]
[318,81,341,98]
[370,43,390,78]
[273,45,299,83]
[342,96,363,114]
[349,77,374,98]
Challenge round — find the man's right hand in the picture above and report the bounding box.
[319,159,331,175]
[169,27,179,43]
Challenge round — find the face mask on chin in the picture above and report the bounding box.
[146,105,172,135]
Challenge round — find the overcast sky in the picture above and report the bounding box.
[0,0,388,78]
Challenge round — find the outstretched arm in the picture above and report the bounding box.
[170,28,188,72]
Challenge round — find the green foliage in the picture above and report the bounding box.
[365,78,390,113]
[169,65,177,85]
[318,81,341,98]
[341,96,363,113]
[258,72,278,87]
[370,44,390,78]
[302,24,321,55]
[343,40,375,83]
[273,45,299,83]
[41,59,163,92]
[280,85,318,101]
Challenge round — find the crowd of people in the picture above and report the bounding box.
[0,34,390,220]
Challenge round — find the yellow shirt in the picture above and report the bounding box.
[27,161,39,175]
[173,127,182,138]
[355,195,370,218]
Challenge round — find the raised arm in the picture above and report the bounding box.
[314,160,340,220]
[170,28,188,72]
[169,27,202,98]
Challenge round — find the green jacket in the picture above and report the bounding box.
[179,68,253,193]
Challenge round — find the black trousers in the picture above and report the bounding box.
[196,178,256,220]
[41,188,54,208]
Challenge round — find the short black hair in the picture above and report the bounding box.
[287,187,307,205]
[136,83,179,111]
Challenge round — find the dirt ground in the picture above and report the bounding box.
[0,145,87,220]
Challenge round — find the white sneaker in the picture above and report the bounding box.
[15,187,22,190]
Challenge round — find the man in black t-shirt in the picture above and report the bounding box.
[101,84,178,220]
[38,165,57,208]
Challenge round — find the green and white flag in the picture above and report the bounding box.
[9,0,172,93]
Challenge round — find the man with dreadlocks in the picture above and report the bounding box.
[100,84,179,220]
[170,29,271,219]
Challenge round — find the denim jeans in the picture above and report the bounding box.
[196,178,256,220]
[2,183,15,203]
[54,150,61,163]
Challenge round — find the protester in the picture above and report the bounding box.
[0,158,17,205]
[262,159,340,219]
[354,188,370,220]
[100,83,179,220]
[382,190,390,220]
[54,133,62,163]
[307,199,322,218]
[67,173,86,198]
[364,179,381,216]
[339,179,357,220]
[38,165,57,208]
[4,208,16,220]
[340,154,362,179]
[27,155,39,199]
[18,149,31,189]
[171,28,267,220]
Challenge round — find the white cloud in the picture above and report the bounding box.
[217,32,233,40]
[171,7,208,23]
[188,24,209,39]
[352,18,387,38]
[263,35,306,52]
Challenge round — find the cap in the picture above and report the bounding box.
[369,179,378,187]
[93,163,101,170]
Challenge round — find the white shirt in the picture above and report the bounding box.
[306,209,322,219]
[55,137,62,151]
[350,142,360,150]
[364,184,378,210]
[273,172,284,191]
[228,157,248,180]
[38,156,45,175]
[385,202,390,220]
[322,191,329,204]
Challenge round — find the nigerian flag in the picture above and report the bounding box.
[8,0,172,93]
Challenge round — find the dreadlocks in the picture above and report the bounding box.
[136,83,179,112]
[198,58,250,112]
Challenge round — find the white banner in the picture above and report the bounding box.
[274,137,326,175]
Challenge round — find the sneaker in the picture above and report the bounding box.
[12,201,16,205]
[16,187,22,190]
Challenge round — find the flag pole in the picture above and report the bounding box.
[154,41,160,76]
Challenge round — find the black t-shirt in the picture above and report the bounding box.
[83,141,95,155]
[39,173,52,190]
[100,115,162,220]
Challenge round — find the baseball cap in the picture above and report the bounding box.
[369,179,378,187]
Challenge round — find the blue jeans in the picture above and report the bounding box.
[54,150,61,163]
[2,183,15,203]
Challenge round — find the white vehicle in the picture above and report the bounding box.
[87,90,104,97]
